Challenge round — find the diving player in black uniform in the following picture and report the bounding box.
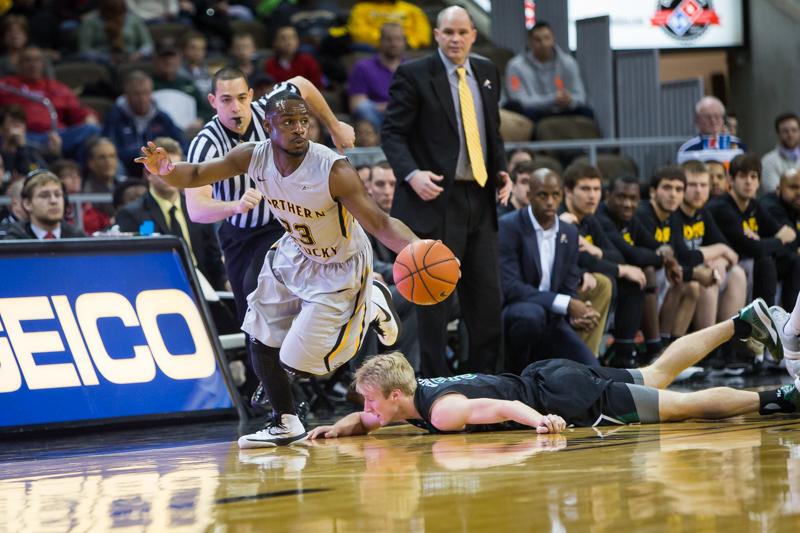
[309,298,800,437]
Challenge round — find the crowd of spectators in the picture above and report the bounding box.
[1,2,799,404]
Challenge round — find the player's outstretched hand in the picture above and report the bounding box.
[308,425,338,439]
[234,187,264,215]
[134,141,174,176]
[535,414,566,434]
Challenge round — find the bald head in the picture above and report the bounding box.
[436,6,474,28]
[530,167,562,188]
[779,168,800,210]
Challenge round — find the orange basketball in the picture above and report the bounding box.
[393,240,460,305]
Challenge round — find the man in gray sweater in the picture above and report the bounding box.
[503,21,594,123]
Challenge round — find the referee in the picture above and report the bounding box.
[186,68,355,324]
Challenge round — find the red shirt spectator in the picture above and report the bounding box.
[0,47,95,133]
[264,26,323,88]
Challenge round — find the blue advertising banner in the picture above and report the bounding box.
[0,239,239,430]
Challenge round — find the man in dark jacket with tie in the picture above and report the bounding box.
[3,170,86,240]
[499,168,600,373]
[381,6,512,376]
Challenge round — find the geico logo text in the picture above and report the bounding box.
[0,289,215,393]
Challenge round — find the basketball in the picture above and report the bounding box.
[393,240,460,305]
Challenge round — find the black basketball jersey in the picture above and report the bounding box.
[408,373,539,433]
[187,81,300,228]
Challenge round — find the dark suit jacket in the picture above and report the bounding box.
[381,52,506,234]
[498,209,581,310]
[3,221,86,239]
[116,191,228,290]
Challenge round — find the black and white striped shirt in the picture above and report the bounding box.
[187,81,299,228]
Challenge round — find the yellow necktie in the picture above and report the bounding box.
[456,66,487,187]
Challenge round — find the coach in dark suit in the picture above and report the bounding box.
[381,6,511,377]
[116,138,228,290]
[498,169,599,373]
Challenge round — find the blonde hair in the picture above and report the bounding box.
[354,352,417,397]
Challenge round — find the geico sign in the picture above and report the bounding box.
[0,289,216,393]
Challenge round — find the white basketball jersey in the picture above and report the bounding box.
[247,140,369,263]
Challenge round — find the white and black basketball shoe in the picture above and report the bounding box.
[237,414,308,448]
[370,278,401,347]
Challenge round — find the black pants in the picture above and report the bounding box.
[613,278,645,340]
[777,254,800,310]
[217,220,285,324]
[415,182,503,377]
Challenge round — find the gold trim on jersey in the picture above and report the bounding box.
[323,266,369,372]
[337,200,350,239]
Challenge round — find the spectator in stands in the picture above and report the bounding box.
[725,112,739,137]
[761,167,800,310]
[348,22,405,129]
[0,47,100,161]
[677,96,746,165]
[178,31,213,96]
[761,112,800,195]
[228,32,258,78]
[354,119,380,148]
[5,1,64,56]
[125,0,181,23]
[506,147,534,174]
[497,160,534,217]
[708,154,798,308]
[0,178,27,228]
[504,21,592,123]
[348,0,431,50]
[78,0,154,64]
[249,71,276,101]
[499,168,599,373]
[116,136,229,289]
[3,170,86,239]
[50,157,91,228]
[1,104,48,179]
[51,159,82,196]
[0,15,29,76]
[151,41,214,122]
[83,137,123,193]
[560,162,646,361]
[637,167,716,347]
[706,160,729,197]
[103,70,187,177]
[596,176,680,365]
[112,178,148,213]
[677,160,745,332]
[264,25,324,89]
[184,0,239,52]
[81,137,122,232]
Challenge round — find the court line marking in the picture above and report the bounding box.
[216,487,331,504]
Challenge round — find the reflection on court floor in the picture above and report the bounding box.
[2,417,800,531]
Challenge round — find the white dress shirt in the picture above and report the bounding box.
[528,207,571,315]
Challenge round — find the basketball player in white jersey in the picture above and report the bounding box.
[137,90,422,447]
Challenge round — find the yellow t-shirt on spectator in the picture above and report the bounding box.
[347,1,432,49]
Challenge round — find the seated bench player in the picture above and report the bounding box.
[309,298,796,437]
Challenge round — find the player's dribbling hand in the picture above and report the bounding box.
[330,120,356,153]
[535,414,566,434]
[134,141,174,176]
[234,187,263,215]
[410,170,444,201]
[496,171,512,205]
[308,425,337,439]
